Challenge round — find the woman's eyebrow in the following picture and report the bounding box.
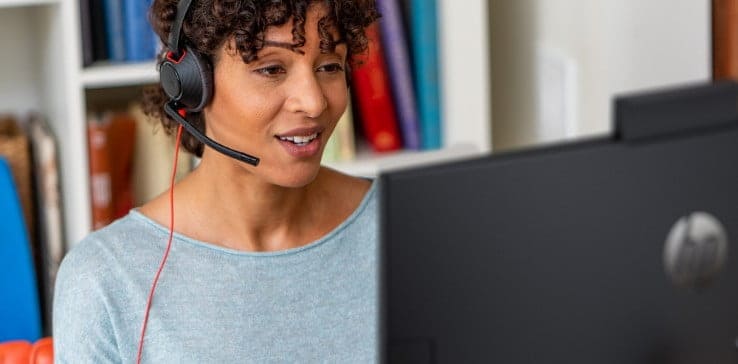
[261,39,347,55]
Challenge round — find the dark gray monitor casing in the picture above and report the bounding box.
[380,81,738,363]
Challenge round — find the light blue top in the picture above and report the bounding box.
[53,181,378,363]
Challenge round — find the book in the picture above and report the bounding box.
[350,23,403,153]
[322,123,339,163]
[91,0,110,63]
[377,0,421,150]
[102,0,126,62]
[410,0,442,149]
[87,113,115,230]
[104,112,136,218]
[322,98,356,164]
[79,0,95,66]
[713,0,738,80]
[27,113,65,337]
[128,103,191,205]
[335,98,357,161]
[87,111,135,229]
[123,0,156,61]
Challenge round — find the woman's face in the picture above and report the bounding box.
[203,3,348,187]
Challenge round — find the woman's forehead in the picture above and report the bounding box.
[262,3,335,42]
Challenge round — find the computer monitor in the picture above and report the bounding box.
[380,81,738,363]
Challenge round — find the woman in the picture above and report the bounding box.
[53,0,381,362]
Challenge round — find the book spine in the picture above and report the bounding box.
[411,0,442,149]
[128,103,192,205]
[103,0,126,62]
[123,0,156,61]
[104,112,137,218]
[336,98,356,161]
[323,99,356,163]
[713,0,738,79]
[87,114,114,230]
[79,0,94,67]
[90,0,110,62]
[322,131,339,163]
[377,0,421,150]
[28,114,65,337]
[350,23,403,153]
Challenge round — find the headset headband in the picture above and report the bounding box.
[168,0,194,57]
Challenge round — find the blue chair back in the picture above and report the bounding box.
[0,157,42,342]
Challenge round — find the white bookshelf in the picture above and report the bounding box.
[0,0,89,249]
[0,0,491,248]
[0,0,57,8]
[81,61,158,88]
[324,143,482,178]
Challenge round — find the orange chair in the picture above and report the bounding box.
[0,337,52,364]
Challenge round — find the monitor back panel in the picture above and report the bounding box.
[381,126,738,363]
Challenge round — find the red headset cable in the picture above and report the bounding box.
[136,124,184,364]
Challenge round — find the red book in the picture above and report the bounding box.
[350,23,402,152]
[87,111,136,230]
[87,113,114,230]
[713,0,738,80]
[106,112,136,218]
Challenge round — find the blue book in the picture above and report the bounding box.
[0,158,42,342]
[103,0,126,61]
[410,0,442,149]
[123,0,156,62]
[377,0,421,150]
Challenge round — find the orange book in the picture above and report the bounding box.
[88,111,136,229]
[713,0,738,80]
[350,23,402,153]
[87,113,114,230]
[128,102,192,206]
[105,112,136,218]
[87,111,136,230]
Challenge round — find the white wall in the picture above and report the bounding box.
[490,0,711,151]
[438,0,492,152]
[0,7,42,116]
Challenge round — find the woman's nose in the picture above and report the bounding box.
[285,71,328,118]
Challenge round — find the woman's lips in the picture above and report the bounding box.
[275,132,322,158]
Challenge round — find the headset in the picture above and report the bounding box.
[158,0,261,166]
[137,1,263,361]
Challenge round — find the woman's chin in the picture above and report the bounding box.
[270,164,323,188]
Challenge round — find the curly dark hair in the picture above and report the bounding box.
[142,0,380,156]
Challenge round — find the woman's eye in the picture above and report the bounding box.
[255,65,286,76]
[318,63,344,73]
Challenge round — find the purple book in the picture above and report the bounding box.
[377,0,421,150]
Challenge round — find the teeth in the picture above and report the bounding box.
[279,133,318,145]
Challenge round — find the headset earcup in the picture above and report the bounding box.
[177,45,213,112]
[159,45,213,112]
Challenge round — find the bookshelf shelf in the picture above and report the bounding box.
[81,61,159,89]
[0,0,57,9]
[324,144,482,177]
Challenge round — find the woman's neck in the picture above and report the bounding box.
[139,150,370,252]
[179,159,325,251]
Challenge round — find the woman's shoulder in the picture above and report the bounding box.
[57,212,163,282]
[315,168,378,231]
[318,166,374,201]
[53,214,156,362]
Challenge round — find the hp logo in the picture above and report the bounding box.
[663,212,729,290]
